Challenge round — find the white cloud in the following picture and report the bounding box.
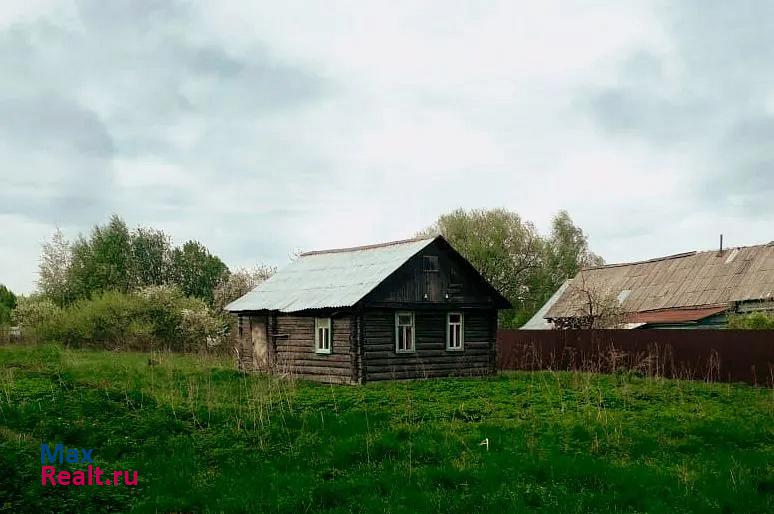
[0,0,772,294]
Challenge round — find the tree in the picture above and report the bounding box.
[130,227,173,289]
[546,210,604,282]
[38,228,73,306]
[212,265,276,313]
[419,208,605,327]
[529,211,605,316]
[68,215,133,299]
[170,241,229,304]
[550,269,625,329]
[0,284,16,325]
[418,208,544,326]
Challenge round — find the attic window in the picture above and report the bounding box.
[423,255,439,272]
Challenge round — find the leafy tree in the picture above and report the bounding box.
[419,208,544,326]
[35,216,232,306]
[546,210,603,283]
[130,227,173,289]
[38,228,73,306]
[419,208,604,327]
[68,215,133,299]
[0,284,16,325]
[212,265,276,313]
[528,211,605,316]
[170,241,229,304]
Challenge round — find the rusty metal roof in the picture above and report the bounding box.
[225,237,437,312]
[628,305,729,324]
[546,243,774,320]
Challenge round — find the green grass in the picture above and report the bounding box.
[0,344,772,513]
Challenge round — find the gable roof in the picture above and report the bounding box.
[545,242,774,320]
[226,237,437,312]
[521,280,570,329]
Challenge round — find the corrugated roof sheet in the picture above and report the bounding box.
[225,237,436,312]
[520,280,570,329]
[546,243,774,319]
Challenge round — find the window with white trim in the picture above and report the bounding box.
[315,318,331,354]
[395,312,415,353]
[447,312,464,351]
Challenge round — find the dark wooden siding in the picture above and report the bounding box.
[273,313,354,384]
[363,239,498,307]
[362,309,497,381]
[235,314,254,372]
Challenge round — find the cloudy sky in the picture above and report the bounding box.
[1,1,773,294]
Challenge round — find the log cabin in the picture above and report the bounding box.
[225,235,511,384]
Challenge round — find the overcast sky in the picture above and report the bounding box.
[1,1,773,294]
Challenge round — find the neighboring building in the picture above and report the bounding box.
[520,280,570,330]
[535,242,774,329]
[226,236,511,383]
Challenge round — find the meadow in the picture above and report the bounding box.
[0,344,772,513]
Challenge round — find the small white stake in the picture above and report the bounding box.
[479,438,489,451]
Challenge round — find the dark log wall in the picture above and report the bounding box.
[273,313,355,384]
[235,314,254,372]
[364,239,497,306]
[362,309,497,381]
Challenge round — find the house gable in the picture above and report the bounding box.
[361,237,510,308]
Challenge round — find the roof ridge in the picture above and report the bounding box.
[584,241,774,271]
[299,236,437,257]
[584,251,698,270]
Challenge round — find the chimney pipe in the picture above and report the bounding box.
[718,234,724,256]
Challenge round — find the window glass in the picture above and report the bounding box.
[315,318,331,354]
[395,312,415,352]
[447,312,464,350]
[423,255,439,272]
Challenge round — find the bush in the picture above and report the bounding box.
[11,296,63,339]
[727,311,774,329]
[180,304,226,352]
[12,288,227,352]
[54,291,152,349]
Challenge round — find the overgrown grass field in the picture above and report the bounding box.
[0,344,772,513]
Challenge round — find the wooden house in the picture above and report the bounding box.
[525,241,774,329]
[226,236,511,383]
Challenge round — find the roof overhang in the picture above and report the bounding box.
[626,304,729,324]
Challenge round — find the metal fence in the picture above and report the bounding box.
[497,329,774,385]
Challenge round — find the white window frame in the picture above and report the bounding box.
[395,311,415,353]
[446,312,464,351]
[315,317,332,354]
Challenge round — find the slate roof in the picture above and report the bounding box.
[521,280,570,329]
[225,237,437,312]
[546,242,774,320]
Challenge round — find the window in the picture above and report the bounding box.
[315,318,331,354]
[395,312,415,353]
[447,312,464,351]
[423,255,439,272]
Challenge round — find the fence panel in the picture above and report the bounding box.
[497,330,774,385]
